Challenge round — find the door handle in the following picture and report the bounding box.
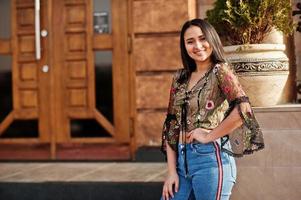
[35,0,41,60]
[41,29,48,37]
[42,65,49,73]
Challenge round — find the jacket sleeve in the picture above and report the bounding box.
[214,63,264,156]
[160,70,181,156]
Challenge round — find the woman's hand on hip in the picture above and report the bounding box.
[162,172,179,200]
[186,128,211,144]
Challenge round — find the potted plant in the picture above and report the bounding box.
[206,0,294,106]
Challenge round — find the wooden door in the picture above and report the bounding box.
[0,0,52,159]
[0,0,131,160]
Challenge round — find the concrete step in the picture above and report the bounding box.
[0,162,165,200]
[0,182,162,200]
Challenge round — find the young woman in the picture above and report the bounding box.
[160,19,264,200]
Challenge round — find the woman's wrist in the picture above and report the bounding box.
[167,167,177,176]
[204,130,214,143]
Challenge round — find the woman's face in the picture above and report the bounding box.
[184,25,213,63]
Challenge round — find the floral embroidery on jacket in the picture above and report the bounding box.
[205,100,215,110]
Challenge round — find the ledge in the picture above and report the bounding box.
[253,104,301,112]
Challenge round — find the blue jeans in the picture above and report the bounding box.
[162,142,236,200]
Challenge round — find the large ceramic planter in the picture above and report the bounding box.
[224,44,289,107]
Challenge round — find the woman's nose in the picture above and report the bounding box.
[194,41,203,49]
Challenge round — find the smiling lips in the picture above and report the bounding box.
[194,50,206,56]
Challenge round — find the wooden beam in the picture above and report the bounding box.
[94,109,115,136]
[128,0,137,160]
[0,39,11,54]
[0,143,50,160]
[112,0,131,143]
[70,137,115,143]
[93,34,113,50]
[0,138,41,144]
[14,109,38,119]
[56,143,130,160]
[68,109,94,118]
[0,111,14,136]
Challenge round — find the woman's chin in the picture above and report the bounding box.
[194,56,210,62]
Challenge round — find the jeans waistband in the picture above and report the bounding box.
[178,138,221,146]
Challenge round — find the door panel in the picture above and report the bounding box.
[52,0,115,143]
[0,0,130,160]
[0,0,50,142]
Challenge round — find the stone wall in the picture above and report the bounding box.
[132,0,196,147]
[232,106,301,200]
[197,0,215,19]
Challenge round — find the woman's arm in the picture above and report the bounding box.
[166,142,177,175]
[187,102,251,143]
[161,70,182,200]
[162,143,179,200]
[187,63,253,144]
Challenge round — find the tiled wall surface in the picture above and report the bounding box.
[232,106,301,200]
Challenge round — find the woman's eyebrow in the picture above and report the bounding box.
[185,34,205,40]
[185,37,195,41]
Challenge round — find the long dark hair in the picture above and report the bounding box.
[179,18,226,83]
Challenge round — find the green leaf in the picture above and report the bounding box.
[206,0,294,44]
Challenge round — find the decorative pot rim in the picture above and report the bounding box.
[223,44,286,53]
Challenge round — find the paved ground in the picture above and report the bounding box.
[0,162,167,183]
